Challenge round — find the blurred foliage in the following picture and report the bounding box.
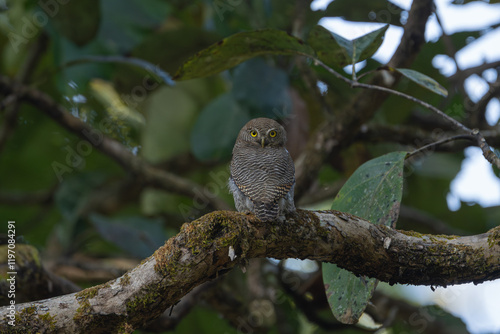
[0,0,499,333]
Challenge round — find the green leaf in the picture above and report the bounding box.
[142,82,201,164]
[54,173,107,249]
[336,24,388,65]
[98,0,170,53]
[308,24,388,68]
[307,25,350,68]
[49,0,101,46]
[323,268,378,324]
[174,29,314,80]
[323,151,407,324]
[66,56,174,86]
[391,305,468,334]
[332,151,407,225]
[90,214,167,258]
[0,0,8,11]
[395,68,448,97]
[323,0,404,27]
[190,93,251,161]
[351,24,389,63]
[232,58,292,118]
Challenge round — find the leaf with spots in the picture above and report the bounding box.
[307,25,349,68]
[174,29,314,81]
[394,68,448,97]
[308,24,388,68]
[323,151,407,324]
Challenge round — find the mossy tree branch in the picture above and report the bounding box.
[1,209,499,333]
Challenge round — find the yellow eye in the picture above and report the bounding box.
[250,130,258,137]
[269,130,277,138]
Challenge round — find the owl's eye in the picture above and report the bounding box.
[269,130,277,138]
[250,130,258,137]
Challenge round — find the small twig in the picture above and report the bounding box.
[310,57,500,168]
[313,57,470,132]
[473,130,500,169]
[356,67,382,81]
[407,134,475,158]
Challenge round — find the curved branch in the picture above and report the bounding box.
[1,209,498,333]
[0,75,230,211]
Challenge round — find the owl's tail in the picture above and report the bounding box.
[253,201,279,222]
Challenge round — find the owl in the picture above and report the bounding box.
[229,118,296,222]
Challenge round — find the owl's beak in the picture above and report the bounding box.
[261,137,266,148]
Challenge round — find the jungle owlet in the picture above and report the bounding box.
[229,118,296,222]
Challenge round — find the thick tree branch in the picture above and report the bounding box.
[1,209,498,333]
[0,75,230,211]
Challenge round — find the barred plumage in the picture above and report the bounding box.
[229,118,296,222]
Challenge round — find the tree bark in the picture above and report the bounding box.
[1,209,498,333]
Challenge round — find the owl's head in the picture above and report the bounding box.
[237,118,287,148]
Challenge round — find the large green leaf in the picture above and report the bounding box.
[323,151,407,324]
[49,0,101,46]
[90,214,167,258]
[391,305,468,334]
[232,58,292,118]
[54,173,107,249]
[331,151,407,224]
[331,24,389,65]
[65,56,174,86]
[323,0,404,27]
[308,24,388,69]
[98,0,170,53]
[174,29,315,81]
[395,68,448,97]
[190,93,251,161]
[307,25,349,68]
[142,82,201,164]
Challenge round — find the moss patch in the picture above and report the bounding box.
[487,226,500,248]
[4,306,56,333]
[73,283,109,331]
[154,210,249,278]
[120,273,131,286]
